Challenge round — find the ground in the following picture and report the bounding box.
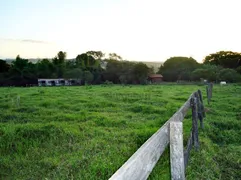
[0,84,240,179]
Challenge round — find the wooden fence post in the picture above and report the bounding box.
[197,90,205,118]
[170,122,185,180]
[206,85,209,105]
[210,83,213,98]
[208,84,211,100]
[206,84,211,104]
[16,96,20,107]
[191,97,199,150]
[183,131,193,169]
[195,92,204,129]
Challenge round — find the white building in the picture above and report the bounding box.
[38,79,77,86]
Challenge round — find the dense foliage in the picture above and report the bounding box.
[157,57,200,81]
[0,51,153,86]
[204,51,241,69]
[158,52,241,82]
[1,50,241,86]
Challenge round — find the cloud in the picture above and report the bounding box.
[0,38,59,59]
[0,38,51,44]
[21,39,49,44]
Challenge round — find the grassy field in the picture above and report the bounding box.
[0,85,240,179]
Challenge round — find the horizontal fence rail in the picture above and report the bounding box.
[109,90,206,180]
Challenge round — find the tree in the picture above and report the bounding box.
[236,66,241,75]
[219,68,241,82]
[191,64,222,82]
[53,51,67,78]
[103,60,132,83]
[191,68,208,81]
[10,55,30,78]
[36,59,55,78]
[0,60,10,73]
[119,74,128,84]
[86,51,104,60]
[158,57,199,81]
[83,71,94,84]
[6,55,38,86]
[57,51,67,64]
[64,68,83,80]
[103,60,152,84]
[109,53,122,60]
[204,51,241,69]
[76,53,99,70]
[133,63,150,84]
[102,60,121,83]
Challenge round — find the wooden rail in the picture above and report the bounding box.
[109,90,206,180]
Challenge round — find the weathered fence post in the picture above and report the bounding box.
[208,84,211,100]
[170,122,185,180]
[210,83,213,98]
[197,90,205,118]
[191,97,199,150]
[183,131,193,169]
[16,96,20,107]
[195,92,204,129]
[206,85,210,104]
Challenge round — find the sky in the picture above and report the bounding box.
[1,0,241,62]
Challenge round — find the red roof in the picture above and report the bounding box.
[148,74,163,78]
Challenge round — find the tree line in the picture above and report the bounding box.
[0,51,152,86]
[0,50,241,86]
[158,51,241,82]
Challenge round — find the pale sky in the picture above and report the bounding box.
[1,0,241,62]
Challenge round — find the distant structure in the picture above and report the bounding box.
[38,79,77,86]
[220,81,227,85]
[148,74,163,83]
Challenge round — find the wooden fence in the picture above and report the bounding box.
[206,83,213,104]
[109,89,207,180]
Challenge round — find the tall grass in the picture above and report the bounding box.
[0,85,240,179]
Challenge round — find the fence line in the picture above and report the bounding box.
[109,90,206,180]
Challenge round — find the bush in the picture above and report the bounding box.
[103,80,113,85]
[219,68,241,82]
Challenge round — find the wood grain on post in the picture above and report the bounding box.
[191,97,199,150]
[170,122,185,180]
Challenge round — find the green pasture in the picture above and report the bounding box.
[0,85,240,179]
